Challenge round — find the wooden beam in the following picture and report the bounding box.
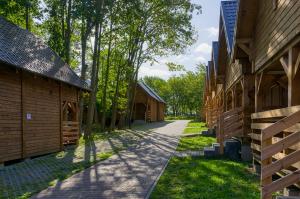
[261,131,300,161]
[236,38,252,44]
[21,71,26,158]
[262,170,300,198]
[251,105,300,119]
[295,51,300,77]
[261,109,300,140]
[59,83,63,150]
[266,71,286,75]
[280,56,289,76]
[256,72,263,95]
[238,43,251,56]
[276,80,288,90]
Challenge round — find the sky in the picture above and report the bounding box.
[139,0,222,80]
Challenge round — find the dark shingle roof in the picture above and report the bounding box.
[221,0,238,54]
[212,41,219,73]
[138,82,166,104]
[205,64,209,82]
[207,61,212,80]
[0,17,89,90]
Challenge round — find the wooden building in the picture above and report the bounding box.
[205,0,254,157]
[0,17,89,164]
[204,0,300,198]
[133,82,165,122]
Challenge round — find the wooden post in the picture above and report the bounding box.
[255,73,263,112]
[261,135,273,199]
[288,48,300,106]
[59,82,63,150]
[21,71,26,158]
[219,114,224,155]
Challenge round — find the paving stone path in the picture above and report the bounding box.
[32,120,189,199]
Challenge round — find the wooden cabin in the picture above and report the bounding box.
[133,82,165,122]
[204,0,300,198]
[0,17,89,164]
[204,0,254,159]
[234,0,300,198]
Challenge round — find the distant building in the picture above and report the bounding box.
[133,82,166,122]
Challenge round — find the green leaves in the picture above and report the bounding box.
[166,62,186,72]
[143,64,206,117]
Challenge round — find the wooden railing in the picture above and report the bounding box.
[251,105,300,199]
[223,107,244,139]
[62,121,79,145]
[218,107,244,154]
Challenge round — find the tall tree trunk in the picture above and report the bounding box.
[65,0,72,64]
[110,62,122,131]
[61,0,66,55]
[79,17,91,130]
[25,1,30,30]
[86,0,104,135]
[101,11,113,131]
[86,23,100,136]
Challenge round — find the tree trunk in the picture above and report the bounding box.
[85,0,104,136]
[65,0,72,64]
[25,1,30,30]
[86,23,100,136]
[101,11,113,131]
[110,62,122,131]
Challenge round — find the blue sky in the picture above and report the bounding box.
[139,0,222,79]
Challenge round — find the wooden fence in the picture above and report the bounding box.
[251,105,300,199]
[62,121,79,145]
[218,107,244,154]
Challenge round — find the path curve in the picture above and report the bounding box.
[32,120,189,199]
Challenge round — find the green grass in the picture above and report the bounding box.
[176,135,216,151]
[186,121,207,128]
[183,121,208,134]
[150,156,260,199]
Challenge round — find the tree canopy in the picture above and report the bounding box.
[0,0,202,133]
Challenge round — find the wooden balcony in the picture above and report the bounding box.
[62,121,79,145]
[251,105,300,199]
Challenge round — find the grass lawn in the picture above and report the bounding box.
[183,121,208,134]
[176,135,216,151]
[150,156,260,199]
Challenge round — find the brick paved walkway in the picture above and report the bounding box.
[32,120,189,199]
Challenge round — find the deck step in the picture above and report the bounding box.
[212,143,220,154]
[224,139,241,160]
[204,147,217,157]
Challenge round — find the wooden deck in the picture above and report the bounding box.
[251,106,300,198]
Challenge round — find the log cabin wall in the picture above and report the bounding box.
[253,0,300,72]
[149,98,158,122]
[0,64,81,163]
[62,84,78,103]
[157,103,165,121]
[22,71,61,157]
[134,86,147,121]
[0,65,22,163]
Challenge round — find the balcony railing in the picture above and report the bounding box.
[217,107,244,153]
[251,105,300,199]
